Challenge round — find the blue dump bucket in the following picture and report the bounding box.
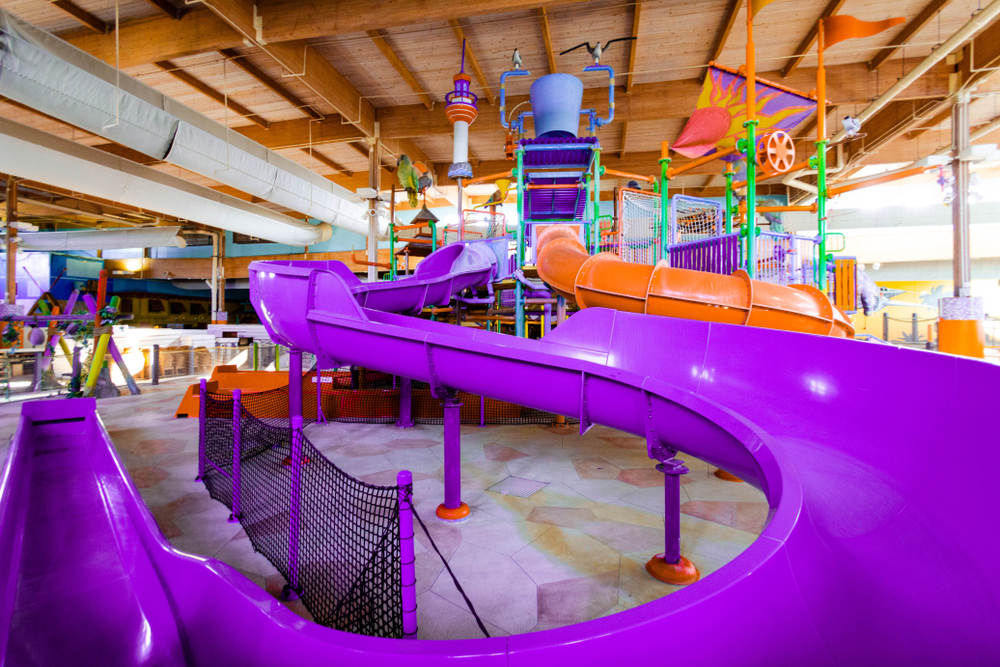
[530,74,584,138]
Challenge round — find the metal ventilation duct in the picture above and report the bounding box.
[0,116,332,246]
[16,226,187,251]
[0,9,374,241]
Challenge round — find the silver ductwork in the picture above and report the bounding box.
[0,116,332,246]
[0,9,374,242]
[16,226,187,251]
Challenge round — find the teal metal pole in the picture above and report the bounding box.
[389,222,397,281]
[515,147,526,338]
[742,121,758,278]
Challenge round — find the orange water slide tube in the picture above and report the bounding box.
[536,226,854,338]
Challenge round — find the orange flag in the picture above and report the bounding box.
[823,15,905,49]
[750,0,779,18]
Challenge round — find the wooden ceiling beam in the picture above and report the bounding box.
[845,97,948,164]
[539,8,557,75]
[780,0,848,78]
[300,148,353,176]
[869,0,953,71]
[620,120,630,159]
[706,0,743,73]
[153,60,269,129]
[218,48,322,120]
[142,0,182,21]
[448,20,495,105]
[795,104,837,139]
[378,60,954,140]
[367,30,433,110]
[235,116,364,149]
[626,1,642,93]
[52,0,108,35]
[258,0,591,44]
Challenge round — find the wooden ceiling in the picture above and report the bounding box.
[2,0,1000,209]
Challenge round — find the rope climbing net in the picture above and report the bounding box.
[200,391,407,638]
[617,188,662,265]
[669,195,723,245]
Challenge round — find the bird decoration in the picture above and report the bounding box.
[475,179,512,209]
[397,155,421,208]
[512,48,522,71]
[842,116,861,138]
[559,37,636,64]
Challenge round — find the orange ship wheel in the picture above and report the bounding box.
[758,130,796,175]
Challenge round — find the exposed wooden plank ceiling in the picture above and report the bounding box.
[0,0,997,208]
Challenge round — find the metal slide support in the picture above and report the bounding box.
[436,392,470,521]
[284,415,304,601]
[396,377,414,428]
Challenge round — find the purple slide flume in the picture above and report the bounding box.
[2,254,997,665]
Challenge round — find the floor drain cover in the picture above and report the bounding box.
[486,476,550,498]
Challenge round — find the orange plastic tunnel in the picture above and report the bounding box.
[536,226,854,338]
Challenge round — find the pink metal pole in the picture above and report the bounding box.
[284,414,303,600]
[288,350,302,422]
[197,378,207,481]
[397,470,417,638]
[435,393,469,521]
[229,389,242,523]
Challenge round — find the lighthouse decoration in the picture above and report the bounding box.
[445,40,478,240]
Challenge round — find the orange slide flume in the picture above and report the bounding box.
[536,225,854,338]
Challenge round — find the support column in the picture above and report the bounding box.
[288,349,303,423]
[398,470,418,639]
[556,295,567,325]
[197,378,207,481]
[436,392,470,521]
[5,178,16,305]
[396,377,414,428]
[939,89,985,358]
[151,344,160,385]
[646,452,700,585]
[367,125,382,283]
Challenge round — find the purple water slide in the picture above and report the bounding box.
[2,256,997,665]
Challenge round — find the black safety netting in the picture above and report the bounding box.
[200,391,409,638]
[219,367,575,428]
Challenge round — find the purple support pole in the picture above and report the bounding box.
[197,378,207,481]
[288,350,303,424]
[645,453,700,585]
[397,470,418,639]
[396,377,414,429]
[315,365,326,424]
[543,302,552,336]
[283,414,303,600]
[229,389,242,523]
[435,393,469,521]
[479,395,485,427]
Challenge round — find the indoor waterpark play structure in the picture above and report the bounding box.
[1,1,999,665]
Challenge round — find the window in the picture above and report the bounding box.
[189,302,206,315]
[233,233,272,245]
[184,234,213,247]
[119,298,133,314]
[169,302,187,315]
[147,299,164,313]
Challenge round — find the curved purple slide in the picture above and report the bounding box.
[2,256,997,665]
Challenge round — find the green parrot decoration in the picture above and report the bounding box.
[397,154,420,208]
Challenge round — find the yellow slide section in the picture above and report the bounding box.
[536,226,854,338]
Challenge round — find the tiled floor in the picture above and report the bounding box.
[0,381,768,640]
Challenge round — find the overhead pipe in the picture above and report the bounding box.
[15,226,186,251]
[0,117,329,247]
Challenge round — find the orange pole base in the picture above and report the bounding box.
[938,319,985,358]
[436,502,470,522]
[714,469,743,482]
[645,554,700,585]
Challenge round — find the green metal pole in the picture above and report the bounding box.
[515,147,526,338]
[275,345,281,372]
[658,155,670,262]
[816,140,829,291]
[253,342,258,371]
[742,120,758,278]
[592,150,601,255]
[724,168,734,234]
[430,221,437,251]
[389,223,397,281]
